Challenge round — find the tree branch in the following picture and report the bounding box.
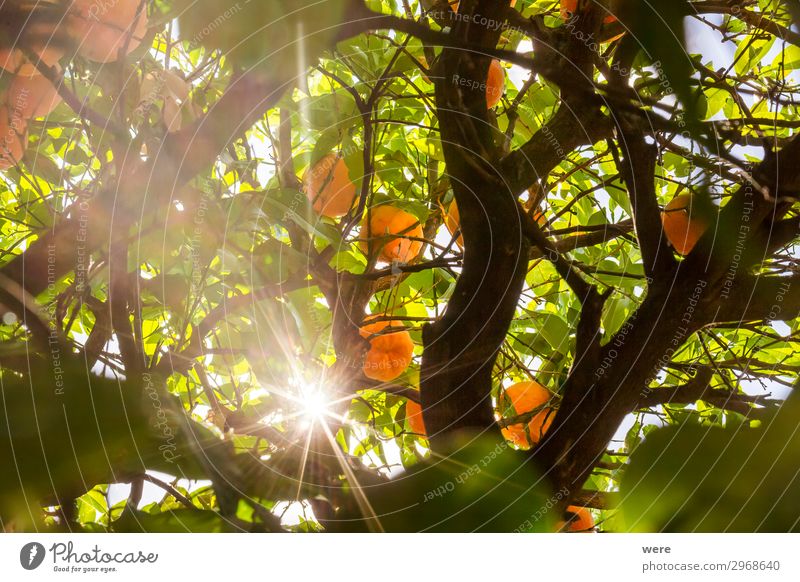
[499,105,613,196]
[693,2,800,47]
[572,489,620,511]
[519,207,595,301]
[611,116,677,279]
[713,274,800,325]
[419,0,528,446]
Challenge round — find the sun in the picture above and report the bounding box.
[298,384,329,421]
[267,375,347,429]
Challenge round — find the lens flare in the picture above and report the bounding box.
[299,385,328,420]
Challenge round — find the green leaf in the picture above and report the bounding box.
[619,395,800,532]
[261,189,342,244]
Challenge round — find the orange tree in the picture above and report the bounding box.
[1,0,799,532]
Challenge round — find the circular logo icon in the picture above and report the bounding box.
[20,542,46,570]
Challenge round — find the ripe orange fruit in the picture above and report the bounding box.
[486,59,504,109]
[0,42,63,77]
[5,74,62,119]
[67,0,149,63]
[443,200,463,249]
[557,506,595,532]
[360,319,415,382]
[560,0,577,19]
[0,108,27,170]
[405,399,426,435]
[0,19,64,76]
[660,194,708,256]
[362,206,424,264]
[499,381,555,449]
[417,55,432,84]
[303,153,358,218]
[561,0,617,23]
[0,48,61,76]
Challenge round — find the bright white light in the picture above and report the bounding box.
[273,500,317,527]
[299,385,328,420]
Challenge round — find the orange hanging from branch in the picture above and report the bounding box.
[360,319,415,382]
[405,399,426,436]
[660,194,709,256]
[557,505,595,532]
[67,0,149,63]
[361,206,424,264]
[486,59,504,109]
[6,74,62,119]
[303,153,358,218]
[443,200,463,249]
[499,380,556,449]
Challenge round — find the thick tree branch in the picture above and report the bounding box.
[640,385,773,418]
[499,105,613,196]
[572,489,620,511]
[636,366,776,417]
[713,274,800,324]
[637,366,714,407]
[694,133,800,279]
[765,215,800,255]
[611,123,677,279]
[82,296,113,367]
[419,0,527,446]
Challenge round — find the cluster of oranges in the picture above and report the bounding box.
[303,152,427,440]
[499,380,596,532]
[303,153,420,402]
[299,3,621,530]
[1,0,149,169]
[498,380,555,449]
[303,152,424,267]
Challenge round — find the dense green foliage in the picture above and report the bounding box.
[0,0,798,532]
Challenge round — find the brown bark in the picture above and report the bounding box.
[419,0,529,444]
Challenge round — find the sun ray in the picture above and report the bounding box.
[317,417,385,533]
[294,422,314,502]
[265,373,386,532]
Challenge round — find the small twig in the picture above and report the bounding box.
[141,474,195,509]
